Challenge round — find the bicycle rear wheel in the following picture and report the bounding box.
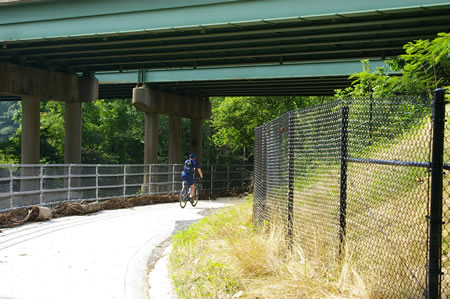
[191,188,199,207]
[179,185,187,208]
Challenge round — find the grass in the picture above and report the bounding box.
[169,198,370,298]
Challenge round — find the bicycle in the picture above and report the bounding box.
[179,180,199,208]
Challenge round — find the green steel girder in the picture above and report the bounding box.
[0,0,448,41]
[96,60,390,98]
[96,60,390,83]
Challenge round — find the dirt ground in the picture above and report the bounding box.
[0,189,247,230]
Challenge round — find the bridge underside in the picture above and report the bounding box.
[0,1,449,98]
[99,76,350,98]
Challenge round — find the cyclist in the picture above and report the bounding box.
[180,153,204,200]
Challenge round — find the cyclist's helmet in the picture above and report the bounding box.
[189,153,197,159]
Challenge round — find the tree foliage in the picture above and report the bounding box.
[208,96,331,161]
[336,33,449,99]
[82,100,145,164]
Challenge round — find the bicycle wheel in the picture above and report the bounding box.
[191,187,199,207]
[179,185,187,208]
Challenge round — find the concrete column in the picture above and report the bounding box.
[168,116,182,164]
[64,102,82,164]
[144,112,159,164]
[191,118,203,164]
[21,96,40,164]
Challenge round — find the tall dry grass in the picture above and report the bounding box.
[169,199,371,298]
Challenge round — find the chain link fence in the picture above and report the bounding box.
[254,90,448,297]
[0,164,252,212]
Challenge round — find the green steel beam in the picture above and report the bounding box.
[11,34,434,60]
[0,0,448,42]
[41,36,426,65]
[62,47,399,69]
[2,13,446,52]
[96,60,390,83]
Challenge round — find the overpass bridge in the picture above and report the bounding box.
[0,0,449,165]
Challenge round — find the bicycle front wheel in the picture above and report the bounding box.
[179,186,187,208]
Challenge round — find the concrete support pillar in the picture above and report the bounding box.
[168,116,182,164]
[21,96,40,164]
[144,112,159,164]
[64,102,82,164]
[191,118,203,164]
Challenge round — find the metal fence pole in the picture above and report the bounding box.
[123,165,126,197]
[339,105,349,256]
[428,88,446,298]
[172,164,175,195]
[68,165,72,201]
[369,93,374,145]
[9,166,13,209]
[227,166,230,191]
[39,165,43,205]
[149,165,152,195]
[287,111,295,248]
[95,165,99,200]
[241,164,244,188]
[210,165,214,193]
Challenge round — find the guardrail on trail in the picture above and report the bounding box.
[0,164,253,212]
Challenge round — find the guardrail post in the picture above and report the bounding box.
[172,164,175,195]
[149,165,152,195]
[428,88,446,298]
[287,111,295,248]
[123,165,127,197]
[339,105,349,256]
[227,166,230,191]
[68,165,72,201]
[9,166,13,209]
[95,164,99,201]
[241,164,244,188]
[210,165,214,193]
[39,165,43,205]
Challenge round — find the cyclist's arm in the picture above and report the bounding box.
[197,167,204,178]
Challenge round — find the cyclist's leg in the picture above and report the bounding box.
[190,183,196,198]
[186,176,195,198]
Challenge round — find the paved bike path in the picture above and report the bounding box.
[0,199,238,299]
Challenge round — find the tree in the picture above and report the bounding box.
[208,96,331,162]
[82,99,145,164]
[336,33,449,99]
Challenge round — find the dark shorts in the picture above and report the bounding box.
[180,172,194,186]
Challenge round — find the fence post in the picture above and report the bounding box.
[149,165,152,195]
[68,165,72,201]
[369,93,373,145]
[339,106,349,256]
[287,111,295,248]
[95,164,99,201]
[123,165,127,197]
[227,166,230,191]
[241,164,244,188]
[428,88,446,298]
[9,166,13,209]
[39,165,43,205]
[172,164,175,195]
[210,165,214,193]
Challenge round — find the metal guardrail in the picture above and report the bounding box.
[0,164,253,212]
